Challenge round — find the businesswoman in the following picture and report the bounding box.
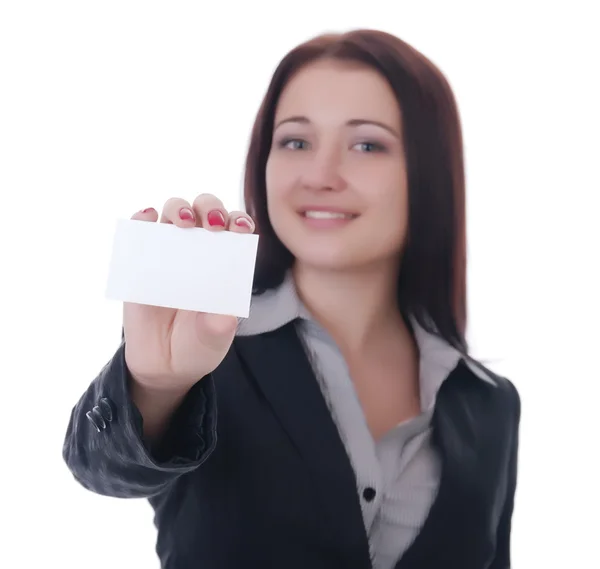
[63,29,520,569]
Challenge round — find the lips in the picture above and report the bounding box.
[297,207,359,229]
[298,206,359,220]
[303,210,356,220]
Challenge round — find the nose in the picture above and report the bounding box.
[300,147,347,192]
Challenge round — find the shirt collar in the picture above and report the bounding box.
[237,270,496,409]
[238,271,306,336]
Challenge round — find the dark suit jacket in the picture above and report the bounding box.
[63,320,520,569]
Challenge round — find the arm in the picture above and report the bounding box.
[489,381,521,569]
[62,342,217,498]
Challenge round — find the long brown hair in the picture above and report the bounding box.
[244,30,469,351]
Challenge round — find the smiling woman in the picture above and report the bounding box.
[63,28,520,569]
[245,33,471,350]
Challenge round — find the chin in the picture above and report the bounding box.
[291,247,372,272]
[288,237,404,275]
[275,222,401,272]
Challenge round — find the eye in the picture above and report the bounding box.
[279,138,310,150]
[353,141,386,153]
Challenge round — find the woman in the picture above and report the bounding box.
[63,29,520,569]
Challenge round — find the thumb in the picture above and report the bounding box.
[195,312,238,350]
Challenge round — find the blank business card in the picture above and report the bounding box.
[105,219,259,318]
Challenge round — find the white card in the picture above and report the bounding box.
[105,219,259,317]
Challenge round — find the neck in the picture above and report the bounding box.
[292,261,408,353]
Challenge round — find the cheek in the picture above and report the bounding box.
[266,156,289,199]
[365,183,409,249]
[376,186,406,222]
[265,157,296,228]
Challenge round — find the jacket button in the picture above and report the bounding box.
[362,487,376,502]
[99,398,113,422]
[86,409,106,432]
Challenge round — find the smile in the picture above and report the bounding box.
[299,209,358,229]
[303,211,356,220]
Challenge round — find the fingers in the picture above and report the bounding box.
[192,194,228,230]
[131,195,255,233]
[226,210,255,234]
[131,207,159,222]
[160,197,197,227]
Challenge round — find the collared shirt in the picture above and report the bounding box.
[237,272,495,569]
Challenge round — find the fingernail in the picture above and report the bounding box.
[141,207,155,213]
[179,207,195,221]
[235,217,252,229]
[207,210,226,227]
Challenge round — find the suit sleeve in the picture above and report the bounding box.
[489,380,521,569]
[62,341,218,498]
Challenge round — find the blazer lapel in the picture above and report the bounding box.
[396,360,505,569]
[234,321,372,567]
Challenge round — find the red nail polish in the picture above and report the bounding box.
[207,210,226,227]
[141,207,155,213]
[179,208,195,221]
[235,217,252,229]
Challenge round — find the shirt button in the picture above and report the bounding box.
[362,487,376,502]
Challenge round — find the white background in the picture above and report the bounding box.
[1,2,598,567]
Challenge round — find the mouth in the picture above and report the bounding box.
[301,210,358,220]
[298,208,359,228]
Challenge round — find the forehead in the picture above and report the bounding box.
[275,59,401,126]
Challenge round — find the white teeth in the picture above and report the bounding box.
[304,211,352,219]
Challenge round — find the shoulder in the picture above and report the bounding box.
[468,359,521,421]
[493,374,521,427]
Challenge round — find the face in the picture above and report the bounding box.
[265,58,408,274]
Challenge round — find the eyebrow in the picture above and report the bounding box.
[274,115,400,138]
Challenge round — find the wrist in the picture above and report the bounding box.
[128,375,192,401]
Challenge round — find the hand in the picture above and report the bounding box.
[123,193,255,392]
